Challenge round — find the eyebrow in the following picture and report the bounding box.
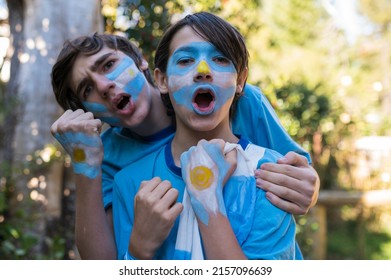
[75,52,115,97]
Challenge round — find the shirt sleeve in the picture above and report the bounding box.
[232,83,312,164]
[241,188,298,259]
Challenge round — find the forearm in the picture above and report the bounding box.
[75,174,116,259]
[198,213,247,260]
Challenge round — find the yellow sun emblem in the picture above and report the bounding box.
[128,68,135,78]
[73,148,86,163]
[190,166,214,190]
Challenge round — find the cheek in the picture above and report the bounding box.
[82,101,120,125]
[214,72,237,88]
[168,72,193,93]
[83,102,109,115]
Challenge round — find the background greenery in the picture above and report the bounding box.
[1,0,391,259]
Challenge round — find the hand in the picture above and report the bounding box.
[180,139,236,224]
[129,177,183,259]
[51,109,103,178]
[255,151,319,215]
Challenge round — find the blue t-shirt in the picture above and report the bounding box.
[113,138,301,260]
[102,84,311,209]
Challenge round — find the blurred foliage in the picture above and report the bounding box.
[1,0,390,259]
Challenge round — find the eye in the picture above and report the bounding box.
[213,56,230,64]
[82,85,93,100]
[103,60,115,72]
[177,57,194,66]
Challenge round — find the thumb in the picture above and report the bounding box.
[278,151,309,167]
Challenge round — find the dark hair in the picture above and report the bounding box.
[51,33,154,111]
[154,12,249,117]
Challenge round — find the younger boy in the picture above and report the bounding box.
[113,12,301,259]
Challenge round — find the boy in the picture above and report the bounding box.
[112,12,301,259]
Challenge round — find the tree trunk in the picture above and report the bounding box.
[3,0,103,259]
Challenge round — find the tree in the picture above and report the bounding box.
[0,0,103,259]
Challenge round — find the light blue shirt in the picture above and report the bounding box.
[102,84,311,209]
[113,138,301,260]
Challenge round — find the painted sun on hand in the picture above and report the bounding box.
[190,165,214,190]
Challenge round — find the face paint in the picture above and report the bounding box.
[172,84,235,115]
[167,42,237,115]
[54,132,102,179]
[82,102,121,126]
[105,56,146,102]
[180,140,230,225]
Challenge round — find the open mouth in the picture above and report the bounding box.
[192,90,215,114]
[116,95,130,110]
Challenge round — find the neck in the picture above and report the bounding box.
[171,118,238,166]
[130,87,173,137]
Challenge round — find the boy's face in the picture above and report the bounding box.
[70,46,152,128]
[163,26,238,132]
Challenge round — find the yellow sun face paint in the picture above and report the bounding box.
[128,68,136,78]
[197,60,210,75]
[73,148,86,163]
[190,165,214,190]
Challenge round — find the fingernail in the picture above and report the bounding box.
[256,179,263,187]
[279,156,288,162]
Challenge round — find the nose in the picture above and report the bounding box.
[194,60,212,82]
[95,74,116,99]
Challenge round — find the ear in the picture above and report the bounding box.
[236,67,248,93]
[154,68,169,94]
[140,59,149,71]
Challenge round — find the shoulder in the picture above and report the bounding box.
[239,83,264,105]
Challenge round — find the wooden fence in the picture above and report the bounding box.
[307,189,391,259]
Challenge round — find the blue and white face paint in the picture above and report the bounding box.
[105,56,145,102]
[167,42,237,115]
[82,56,146,126]
[82,102,121,126]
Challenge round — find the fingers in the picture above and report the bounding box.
[137,177,181,215]
[51,109,102,136]
[263,191,305,215]
[259,161,309,181]
[277,151,309,167]
[255,162,317,215]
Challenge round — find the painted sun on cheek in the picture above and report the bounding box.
[190,166,214,190]
[128,68,136,78]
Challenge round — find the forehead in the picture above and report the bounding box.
[169,26,208,55]
[70,47,129,92]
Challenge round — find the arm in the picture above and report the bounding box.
[75,175,116,259]
[234,84,320,214]
[51,109,116,259]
